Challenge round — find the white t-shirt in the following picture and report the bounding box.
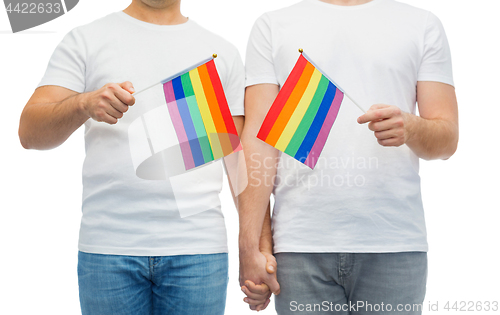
[246,0,453,253]
[38,12,245,256]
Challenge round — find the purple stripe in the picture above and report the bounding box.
[163,81,195,170]
[304,89,344,169]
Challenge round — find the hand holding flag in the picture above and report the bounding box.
[357,104,407,147]
[81,81,136,125]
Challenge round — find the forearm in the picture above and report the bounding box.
[19,92,88,150]
[238,136,277,254]
[259,203,273,255]
[404,112,458,160]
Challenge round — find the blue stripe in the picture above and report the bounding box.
[172,77,205,167]
[294,82,337,163]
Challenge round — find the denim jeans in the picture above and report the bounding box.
[77,251,228,315]
[275,252,427,315]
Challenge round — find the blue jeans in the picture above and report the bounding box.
[275,252,427,315]
[77,251,228,315]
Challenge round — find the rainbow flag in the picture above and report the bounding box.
[162,57,241,170]
[257,53,345,169]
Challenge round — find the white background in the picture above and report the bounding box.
[1,0,499,314]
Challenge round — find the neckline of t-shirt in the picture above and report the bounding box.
[116,11,195,31]
[305,0,386,10]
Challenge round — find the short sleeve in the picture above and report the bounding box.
[223,48,245,116]
[418,12,454,87]
[245,14,278,87]
[37,28,86,93]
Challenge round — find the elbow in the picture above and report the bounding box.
[440,130,459,160]
[442,138,458,160]
[19,107,31,149]
[18,124,31,150]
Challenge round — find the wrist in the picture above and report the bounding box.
[239,239,260,256]
[74,93,90,119]
[402,112,416,144]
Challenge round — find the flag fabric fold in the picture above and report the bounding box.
[162,57,242,171]
[257,53,346,169]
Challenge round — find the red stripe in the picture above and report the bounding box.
[257,54,308,141]
[206,59,238,136]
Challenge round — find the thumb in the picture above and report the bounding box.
[266,258,277,275]
[119,81,135,94]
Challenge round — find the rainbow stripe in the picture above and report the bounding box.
[163,58,241,170]
[257,54,344,169]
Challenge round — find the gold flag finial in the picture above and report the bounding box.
[298,48,304,53]
[213,53,218,58]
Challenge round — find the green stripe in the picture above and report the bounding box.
[181,73,214,162]
[284,75,330,157]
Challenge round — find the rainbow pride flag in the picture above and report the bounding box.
[257,53,346,169]
[161,57,241,170]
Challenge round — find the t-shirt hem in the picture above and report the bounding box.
[417,74,454,87]
[230,107,245,116]
[274,244,429,254]
[245,77,279,87]
[78,243,229,256]
[37,80,84,93]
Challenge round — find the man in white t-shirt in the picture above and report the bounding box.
[238,0,458,314]
[19,1,246,314]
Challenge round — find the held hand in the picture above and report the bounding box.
[80,81,135,124]
[241,252,279,311]
[357,104,408,147]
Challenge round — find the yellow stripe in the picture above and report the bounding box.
[275,68,323,151]
[189,68,224,159]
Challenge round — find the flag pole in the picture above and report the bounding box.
[131,54,217,97]
[299,49,366,114]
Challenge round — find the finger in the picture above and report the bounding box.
[244,281,270,295]
[95,111,118,125]
[108,97,130,115]
[377,137,404,147]
[243,296,268,306]
[242,286,269,301]
[357,107,393,124]
[103,84,134,112]
[113,82,136,106]
[104,103,124,120]
[369,104,390,111]
[368,117,404,132]
[257,298,271,312]
[374,129,404,141]
[119,81,136,94]
[265,276,281,295]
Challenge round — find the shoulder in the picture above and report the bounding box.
[385,0,437,24]
[72,12,119,33]
[60,12,120,44]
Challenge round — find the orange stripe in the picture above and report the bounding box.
[265,62,315,146]
[198,64,227,133]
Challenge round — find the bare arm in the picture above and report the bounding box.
[238,84,280,295]
[238,84,279,254]
[259,203,273,257]
[357,81,458,160]
[19,82,135,150]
